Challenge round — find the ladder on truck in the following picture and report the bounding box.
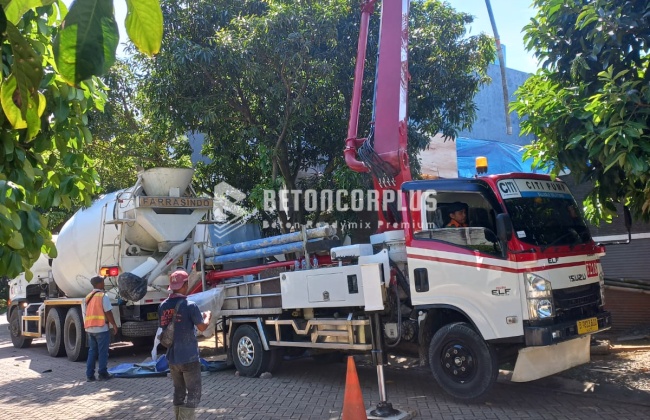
[21,303,44,337]
[95,192,136,275]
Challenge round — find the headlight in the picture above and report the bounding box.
[528,298,554,318]
[525,273,552,298]
[525,273,555,319]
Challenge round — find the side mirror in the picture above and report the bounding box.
[624,206,632,231]
[496,213,513,258]
[597,206,632,246]
[496,213,513,243]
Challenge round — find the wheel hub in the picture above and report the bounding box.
[237,336,255,367]
[441,343,475,382]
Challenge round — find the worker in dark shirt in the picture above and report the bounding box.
[159,270,211,420]
[446,202,468,228]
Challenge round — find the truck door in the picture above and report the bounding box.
[407,188,524,340]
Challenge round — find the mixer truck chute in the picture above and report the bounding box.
[6,168,215,361]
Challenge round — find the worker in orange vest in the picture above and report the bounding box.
[84,276,118,382]
[446,202,469,228]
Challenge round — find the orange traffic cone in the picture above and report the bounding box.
[342,356,368,420]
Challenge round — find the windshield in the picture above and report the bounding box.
[497,179,592,247]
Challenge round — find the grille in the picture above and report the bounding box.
[553,283,601,322]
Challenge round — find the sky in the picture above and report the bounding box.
[86,0,539,74]
[446,0,539,73]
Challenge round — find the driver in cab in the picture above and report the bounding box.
[446,202,468,228]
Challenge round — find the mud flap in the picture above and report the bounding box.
[511,335,590,382]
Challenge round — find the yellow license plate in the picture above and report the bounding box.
[147,312,159,321]
[577,317,599,334]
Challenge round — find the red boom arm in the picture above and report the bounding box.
[345,0,411,231]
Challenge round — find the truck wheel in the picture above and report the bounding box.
[231,324,272,377]
[428,322,498,401]
[64,308,88,362]
[46,308,67,357]
[267,348,284,373]
[9,308,33,349]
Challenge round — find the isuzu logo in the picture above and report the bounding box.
[569,273,587,282]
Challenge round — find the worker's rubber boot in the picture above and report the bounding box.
[178,406,196,420]
[173,405,181,420]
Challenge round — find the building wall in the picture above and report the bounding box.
[456,64,534,146]
[601,239,650,281]
[603,287,650,334]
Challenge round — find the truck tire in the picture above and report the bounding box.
[121,320,159,338]
[231,324,272,377]
[9,307,33,349]
[46,308,67,357]
[267,348,284,373]
[428,322,498,401]
[64,308,88,362]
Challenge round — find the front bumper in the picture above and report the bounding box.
[524,311,611,346]
[512,334,591,382]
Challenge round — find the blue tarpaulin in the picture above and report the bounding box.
[456,137,547,178]
[108,355,230,378]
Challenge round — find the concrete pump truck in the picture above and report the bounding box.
[214,0,611,409]
[6,0,611,411]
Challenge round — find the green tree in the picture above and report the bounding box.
[512,0,650,223]
[86,59,193,193]
[0,0,163,279]
[134,0,494,231]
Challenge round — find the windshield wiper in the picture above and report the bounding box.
[542,228,580,252]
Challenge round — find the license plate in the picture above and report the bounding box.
[147,312,159,321]
[577,317,599,334]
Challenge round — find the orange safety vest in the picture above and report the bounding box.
[446,219,467,228]
[84,291,106,329]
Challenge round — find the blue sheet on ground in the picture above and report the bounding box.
[108,355,230,378]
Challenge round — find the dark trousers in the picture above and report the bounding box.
[170,361,202,408]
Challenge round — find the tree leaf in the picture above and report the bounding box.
[53,0,119,85]
[125,0,162,56]
[22,157,35,181]
[0,7,7,41]
[7,250,23,275]
[8,230,25,249]
[6,22,43,116]
[26,209,41,232]
[1,74,27,128]
[5,0,55,25]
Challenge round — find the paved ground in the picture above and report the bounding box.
[1,316,650,420]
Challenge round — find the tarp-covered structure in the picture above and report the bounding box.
[455,137,547,178]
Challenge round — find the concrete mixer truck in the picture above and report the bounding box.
[6,167,213,361]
